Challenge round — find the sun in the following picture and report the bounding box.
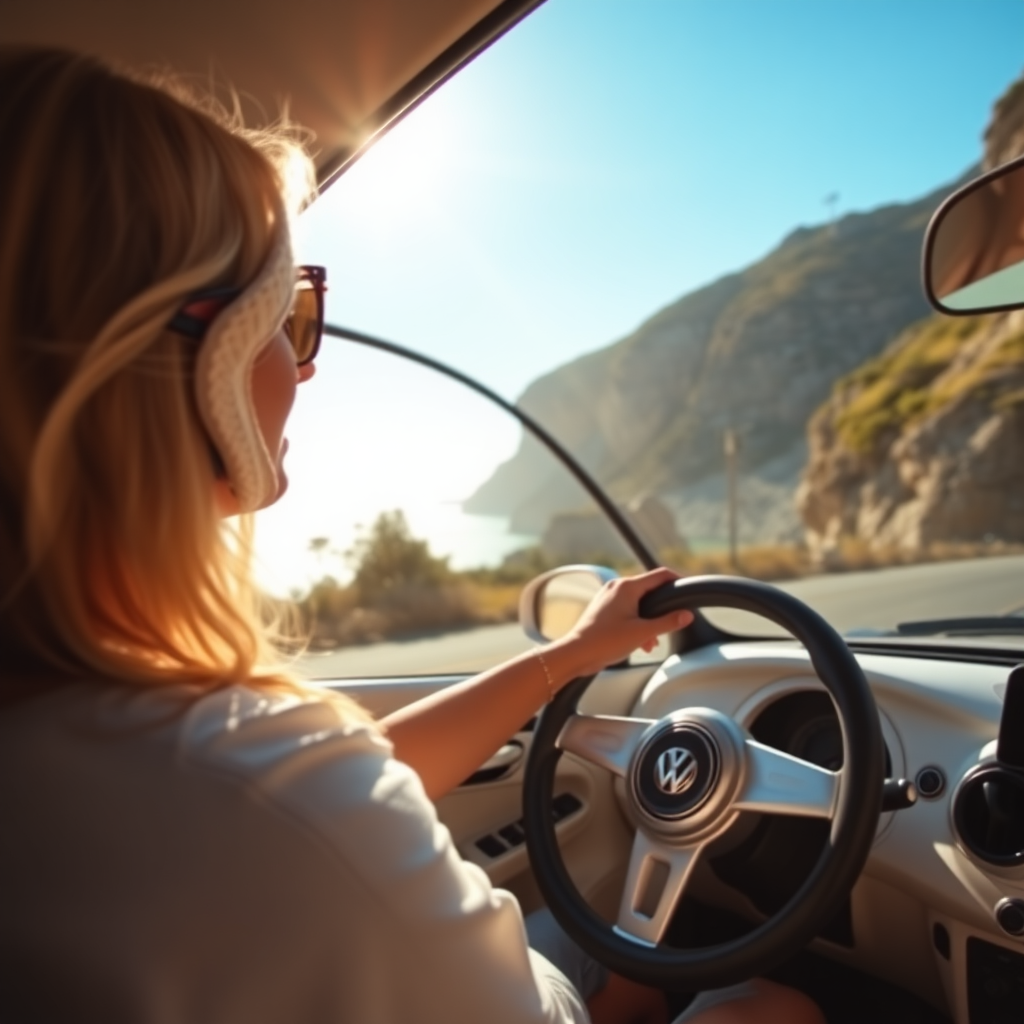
[326,100,463,234]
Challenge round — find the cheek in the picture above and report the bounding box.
[249,333,298,453]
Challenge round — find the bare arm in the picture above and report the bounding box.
[381,568,692,801]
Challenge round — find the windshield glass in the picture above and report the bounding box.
[257,0,1024,671]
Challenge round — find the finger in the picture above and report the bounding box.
[637,566,680,585]
[649,609,693,634]
[621,566,682,595]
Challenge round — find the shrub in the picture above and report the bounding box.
[347,510,453,605]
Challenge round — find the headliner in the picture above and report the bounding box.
[0,0,543,188]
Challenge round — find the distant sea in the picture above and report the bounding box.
[411,504,539,571]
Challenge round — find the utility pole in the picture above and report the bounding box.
[724,428,740,571]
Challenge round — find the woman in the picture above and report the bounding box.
[0,47,824,1024]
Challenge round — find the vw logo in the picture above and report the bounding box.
[655,747,698,795]
[632,722,720,821]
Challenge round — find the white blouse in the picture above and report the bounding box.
[0,681,588,1023]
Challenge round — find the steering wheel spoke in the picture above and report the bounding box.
[734,738,838,818]
[556,714,655,776]
[615,830,702,947]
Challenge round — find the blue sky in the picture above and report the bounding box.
[257,0,1024,590]
[300,0,1024,398]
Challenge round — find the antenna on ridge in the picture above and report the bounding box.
[824,192,840,235]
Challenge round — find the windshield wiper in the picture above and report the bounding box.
[896,616,1024,637]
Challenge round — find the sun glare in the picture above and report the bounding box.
[329,103,462,234]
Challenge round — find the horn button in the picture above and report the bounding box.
[629,710,743,832]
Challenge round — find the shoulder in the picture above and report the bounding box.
[181,683,393,777]
[180,685,487,916]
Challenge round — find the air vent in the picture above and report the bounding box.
[953,765,1024,867]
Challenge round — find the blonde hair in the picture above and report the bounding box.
[0,47,358,709]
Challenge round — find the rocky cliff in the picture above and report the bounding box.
[466,179,961,539]
[798,72,1024,559]
[798,311,1024,557]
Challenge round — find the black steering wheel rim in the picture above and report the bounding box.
[523,575,884,991]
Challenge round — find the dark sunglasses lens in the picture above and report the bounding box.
[287,286,320,364]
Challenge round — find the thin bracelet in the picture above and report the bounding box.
[535,649,556,704]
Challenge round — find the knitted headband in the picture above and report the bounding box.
[193,227,296,512]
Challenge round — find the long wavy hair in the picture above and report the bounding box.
[0,47,355,705]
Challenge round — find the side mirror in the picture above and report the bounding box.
[518,565,618,643]
[924,153,1024,314]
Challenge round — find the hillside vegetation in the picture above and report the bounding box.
[832,316,1024,453]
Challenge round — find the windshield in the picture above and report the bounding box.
[256,0,1024,672]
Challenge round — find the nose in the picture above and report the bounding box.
[297,360,317,384]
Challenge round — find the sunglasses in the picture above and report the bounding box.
[167,264,327,366]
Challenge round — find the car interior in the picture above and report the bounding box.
[5,2,1024,1023]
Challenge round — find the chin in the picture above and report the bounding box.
[260,467,289,510]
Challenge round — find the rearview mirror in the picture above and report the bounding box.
[924,154,1024,314]
[518,565,618,643]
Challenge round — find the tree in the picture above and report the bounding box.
[346,510,452,605]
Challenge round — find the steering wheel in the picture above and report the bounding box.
[523,575,884,991]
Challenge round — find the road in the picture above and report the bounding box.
[709,554,1024,637]
[300,555,1024,680]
